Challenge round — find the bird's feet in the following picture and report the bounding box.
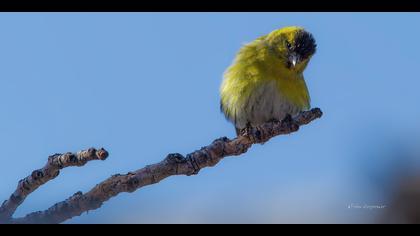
[237,122,268,144]
[268,118,281,124]
[282,114,293,123]
[267,114,292,125]
[237,122,253,137]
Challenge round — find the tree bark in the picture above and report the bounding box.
[0,108,322,224]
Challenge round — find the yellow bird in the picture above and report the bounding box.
[220,26,317,135]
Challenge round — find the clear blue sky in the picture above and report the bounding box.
[1,13,420,223]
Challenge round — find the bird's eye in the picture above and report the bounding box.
[285,41,291,49]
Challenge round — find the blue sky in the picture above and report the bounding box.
[1,13,420,223]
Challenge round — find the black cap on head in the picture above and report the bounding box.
[293,30,317,60]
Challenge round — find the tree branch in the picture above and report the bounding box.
[0,108,322,224]
[0,148,109,223]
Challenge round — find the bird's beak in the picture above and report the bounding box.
[289,53,299,68]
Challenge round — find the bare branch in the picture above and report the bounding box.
[0,148,109,222]
[1,108,322,224]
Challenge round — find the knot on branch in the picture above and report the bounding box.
[63,191,85,210]
[211,137,230,155]
[96,148,109,160]
[165,153,191,175]
[165,153,186,164]
[31,170,45,181]
[126,174,140,193]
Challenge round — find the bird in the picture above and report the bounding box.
[220,26,317,135]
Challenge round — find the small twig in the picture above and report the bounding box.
[0,108,322,224]
[0,148,108,223]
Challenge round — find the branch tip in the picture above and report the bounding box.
[96,148,109,160]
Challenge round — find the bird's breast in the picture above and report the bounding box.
[235,80,306,129]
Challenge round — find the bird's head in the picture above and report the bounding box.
[266,26,317,73]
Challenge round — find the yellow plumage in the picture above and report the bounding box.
[220,26,316,134]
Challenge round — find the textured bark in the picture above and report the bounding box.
[0,108,322,224]
[0,148,109,223]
